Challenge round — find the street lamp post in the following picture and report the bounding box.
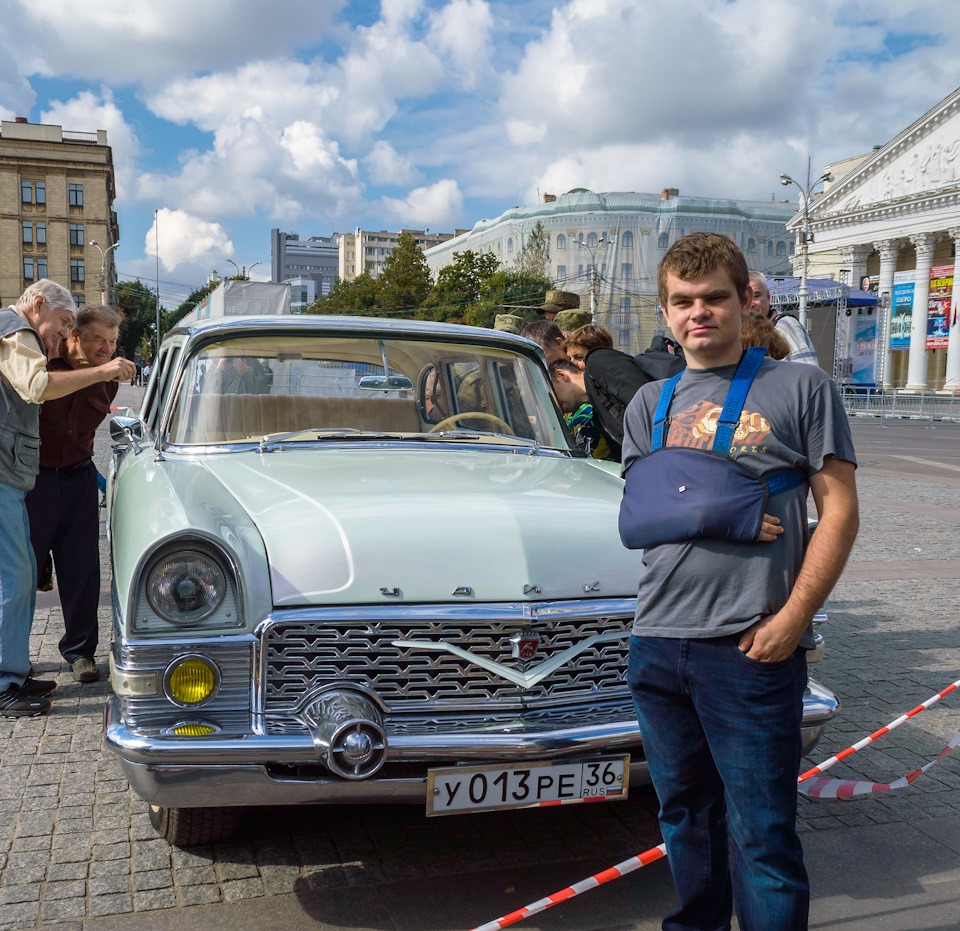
[779,169,833,329]
[571,234,615,318]
[89,239,120,305]
[226,259,262,278]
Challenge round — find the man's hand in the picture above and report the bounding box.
[738,614,802,662]
[757,513,783,542]
[101,357,136,382]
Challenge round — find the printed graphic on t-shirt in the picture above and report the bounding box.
[667,401,771,453]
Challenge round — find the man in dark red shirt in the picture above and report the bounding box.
[26,305,128,683]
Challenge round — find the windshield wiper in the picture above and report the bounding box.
[258,428,404,451]
[399,431,541,447]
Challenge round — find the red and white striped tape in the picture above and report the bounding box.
[470,845,667,931]
[468,675,960,931]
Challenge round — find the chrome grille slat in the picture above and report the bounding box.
[262,614,632,713]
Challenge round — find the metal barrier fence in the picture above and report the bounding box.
[841,388,960,425]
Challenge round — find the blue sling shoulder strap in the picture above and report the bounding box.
[649,346,804,495]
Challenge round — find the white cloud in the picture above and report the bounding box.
[11,0,342,85]
[364,141,421,186]
[427,0,494,89]
[40,89,141,199]
[147,208,233,272]
[380,178,464,227]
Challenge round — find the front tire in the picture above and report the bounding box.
[148,804,240,846]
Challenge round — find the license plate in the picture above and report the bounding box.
[426,756,629,816]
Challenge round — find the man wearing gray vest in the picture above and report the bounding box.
[0,280,135,717]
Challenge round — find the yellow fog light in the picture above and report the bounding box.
[170,723,218,737]
[165,656,219,706]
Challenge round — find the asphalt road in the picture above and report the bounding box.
[3,406,960,930]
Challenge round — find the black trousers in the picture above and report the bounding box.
[25,462,100,662]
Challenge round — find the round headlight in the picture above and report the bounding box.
[146,551,225,624]
[166,657,219,705]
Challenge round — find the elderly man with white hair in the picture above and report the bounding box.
[0,280,135,717]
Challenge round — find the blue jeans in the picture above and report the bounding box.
[0,481,37,691]
[628,634,808,931]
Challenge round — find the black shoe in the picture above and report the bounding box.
[20,677,56,697]
[0,684,51,717]
[37,556,54,592]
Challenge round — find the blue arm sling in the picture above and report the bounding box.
[619,347,806,549]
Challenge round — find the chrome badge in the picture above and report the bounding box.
[509,627,541,665]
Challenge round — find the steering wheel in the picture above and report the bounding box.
[428,412,514,435]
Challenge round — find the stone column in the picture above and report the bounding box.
[874,239,901,387]
[906,233,936,390]
[838,245,871,289]
[944,228,960,389]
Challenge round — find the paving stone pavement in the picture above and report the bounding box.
[2,412,960,929]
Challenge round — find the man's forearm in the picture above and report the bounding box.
[41,367,107,401]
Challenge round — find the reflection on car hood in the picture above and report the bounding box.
[200,448,644,606]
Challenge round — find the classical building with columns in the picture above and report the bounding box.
[788,85,960,389]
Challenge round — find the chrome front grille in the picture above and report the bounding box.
[261,608,633,714]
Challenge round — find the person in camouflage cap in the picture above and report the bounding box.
[493,314,524,335]
[553,309,592,335]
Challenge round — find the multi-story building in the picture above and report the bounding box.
[423,190,796,354]
[786,84,960,389]
[337,228,463,281]
[0,118,117,308]
[270,229,339,299]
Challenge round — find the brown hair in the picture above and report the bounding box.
[75,304,120,335]
[657,231,750,309]
[520,319,564,350]
[549,358,581,377]
[740,313,789,360]
[562,323,613,354]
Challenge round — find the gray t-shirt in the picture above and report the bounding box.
[621,356,856,646]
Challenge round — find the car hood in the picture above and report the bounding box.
[199,447,644,606]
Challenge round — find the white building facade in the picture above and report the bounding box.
[789,85,960,389]
[424,189,796,354]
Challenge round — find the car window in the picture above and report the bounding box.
[141,342,183,432]
[166,334,572,449]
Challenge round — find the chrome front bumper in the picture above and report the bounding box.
[104,678,838,809]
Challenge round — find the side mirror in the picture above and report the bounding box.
[110,416,144,454]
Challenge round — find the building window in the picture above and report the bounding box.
[748,238,755,252]
[73,293,85,307]
[23,258,34,280]
[37,258,47,278]
[623,231,634,247]
[557,264,566,279]
[578,264,584,277]
[789,240,795,254]
[71,259,84,282]
[618,329,630,347]
[36,222,45,245]
[621,263,632,279]
[767,241,773,256]
[22,222,32,244]
[620,297,631,312]
[587,232,597,248]
[70,224,84,246]
[658,232,669,248]
[36,182,45,205]
[365,247,374,255]
[69,183,83,207]
[776,241,786,256]
[507,237,513,253]
[557,233,566,249]
[21,181,31,203]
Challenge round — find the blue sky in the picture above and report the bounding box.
[2,0,959,309]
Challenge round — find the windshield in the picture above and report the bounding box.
[166,333,573,449]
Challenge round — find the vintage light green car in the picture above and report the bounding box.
[104,315,838,845]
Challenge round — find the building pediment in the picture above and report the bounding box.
[806,86,960,223]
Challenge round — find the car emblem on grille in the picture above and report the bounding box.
[509,627,541,666]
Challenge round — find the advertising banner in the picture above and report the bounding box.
[891,272,914,351]
[850,312,879,385]
[927,264,953,350]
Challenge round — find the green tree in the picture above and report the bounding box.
[308,271,379,314]
[116,279,159,362]
[464,269,553,328]
[376,232,432,315]
[166,282,217,330]
[419,250,501,322]
[516,222,550,278]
